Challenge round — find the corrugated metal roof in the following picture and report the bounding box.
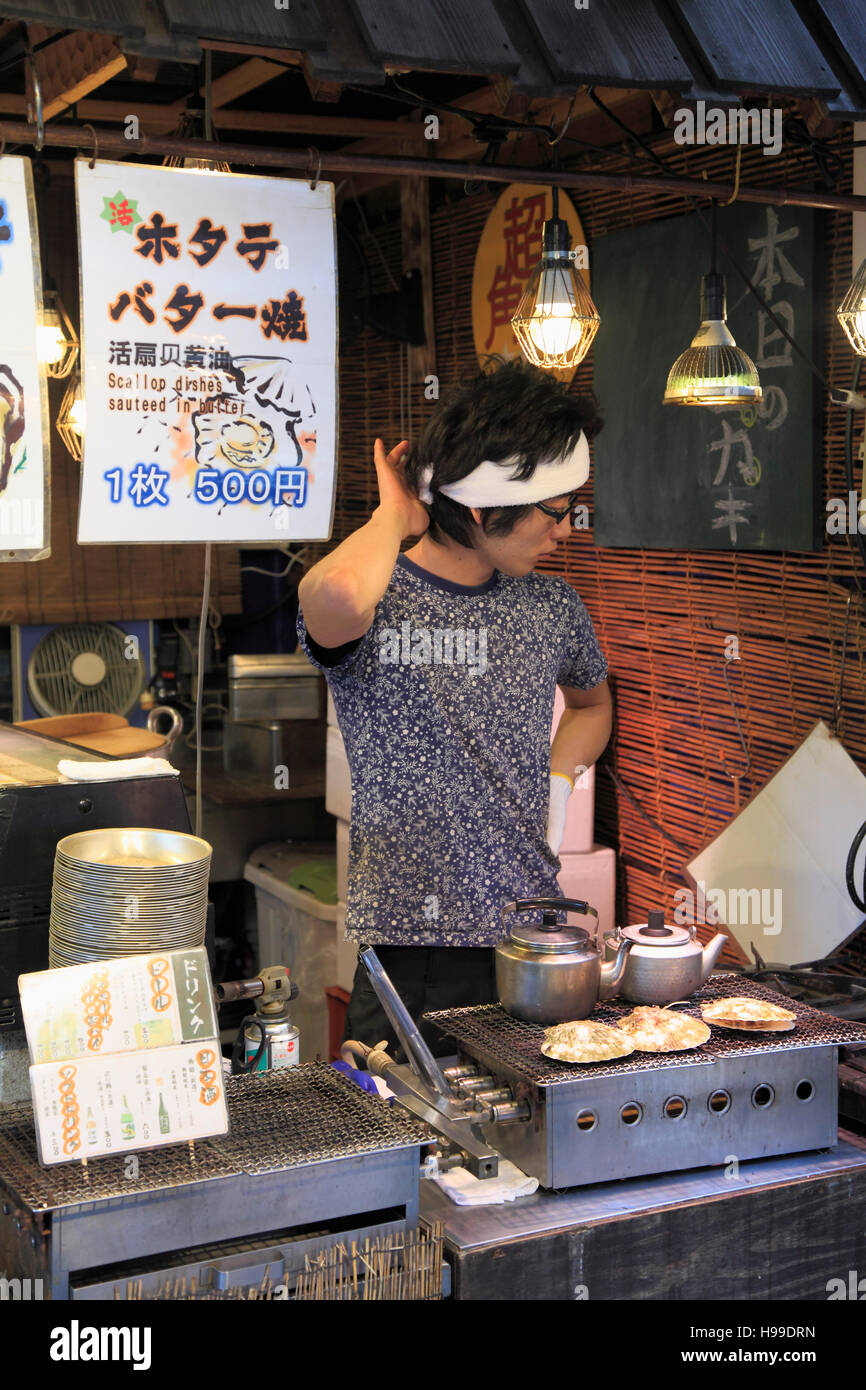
[0,0,864,117]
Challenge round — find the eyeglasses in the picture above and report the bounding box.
[534,490,583,523]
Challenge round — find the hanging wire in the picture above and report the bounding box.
[240,546,308,578]
[831,588,866,738]
[722,142,743,205]
[720,660,752,780]
[347,178,400,292]
[602,765,692,857]
[548,92,578,147]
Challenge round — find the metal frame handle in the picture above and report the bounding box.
[502,897,599,928]
[358,946,451,1097]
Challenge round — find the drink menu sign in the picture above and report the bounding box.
[75,159,337,544]
[20,948,228,1166]
[0,155,50,561]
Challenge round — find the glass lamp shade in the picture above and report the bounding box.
[837,256,866,356]
[57,370,85,460]
[511,217,600,370]
[663,274,762,406]
[37,290,79,378]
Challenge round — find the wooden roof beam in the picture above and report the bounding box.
[201,56,287,108]
[26,26,126,122]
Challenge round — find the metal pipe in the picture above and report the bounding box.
[490,1099,531,1124]
[0,119,863,214]
[473,1088,512,1106]
[455,1074,495,1094]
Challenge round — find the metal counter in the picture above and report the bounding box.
[420,1129,866,1299]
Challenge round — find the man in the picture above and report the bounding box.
[296,359,612,1056]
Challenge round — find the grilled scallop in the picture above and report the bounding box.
[616,1006,711,1052]
[541,1018,635,1064]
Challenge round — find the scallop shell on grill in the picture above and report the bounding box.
[616,1006,711,1052]
[541,1018,636,1064]
[700,996,796,1031]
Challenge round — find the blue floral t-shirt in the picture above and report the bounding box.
[296,554,608,946]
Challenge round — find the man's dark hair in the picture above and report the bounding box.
[404,357,603,547]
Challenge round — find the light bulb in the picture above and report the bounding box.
[68,395,86,435]
[526,270,584,358]
[38,314,66,366]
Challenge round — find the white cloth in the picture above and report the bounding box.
[434,1157,538,1205]
[417,433,589,507]
[546,772,573,856]
[58,756,179,781]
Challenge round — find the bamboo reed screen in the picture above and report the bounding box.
[319,123,866,971]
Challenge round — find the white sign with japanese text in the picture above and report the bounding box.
[30,1043,228,1165]
[75,159,337,543]
[20,948,218,1062]
[0,155,50,561]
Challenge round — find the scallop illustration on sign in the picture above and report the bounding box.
[0,365,26,499]
[191,355,316,515]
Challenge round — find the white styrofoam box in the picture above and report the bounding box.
[335,900,358,994]
[244,845,339,1064]
[551,686,597,853]
[557,844,617,944]
[336,816,350,902]
[326,724,352,822]
[688,720,866,966]
[327,687,338,727]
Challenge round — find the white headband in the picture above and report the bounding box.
[417,433,589,508]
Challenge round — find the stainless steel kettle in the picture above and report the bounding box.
[495,898,632,1025]
[604,909,727,1004]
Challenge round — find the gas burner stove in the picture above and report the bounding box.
[422,977,866,1189]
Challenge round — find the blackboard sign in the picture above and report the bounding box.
[592,204,820,550]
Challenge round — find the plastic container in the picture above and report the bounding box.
[243,841,338,1063]
[556,844,617,942]
[550,686,597,853]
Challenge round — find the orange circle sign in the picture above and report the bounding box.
[472,184,590,382]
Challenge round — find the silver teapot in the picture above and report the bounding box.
[496,898,632,1024]
[604,909,727,1004]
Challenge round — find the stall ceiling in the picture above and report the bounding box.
[0,0,865,115]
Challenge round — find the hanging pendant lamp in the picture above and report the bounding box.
[837,257,866,356]
[663,202,762,407]
[511,184,600,371]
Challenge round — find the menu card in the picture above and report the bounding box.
[19,949,228,1166]
[20,949,217,1062]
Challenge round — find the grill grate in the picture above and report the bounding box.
[0,1063,429,1214]
[425,977,866,1087]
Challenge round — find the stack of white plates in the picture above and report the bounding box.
[49,828,212,967]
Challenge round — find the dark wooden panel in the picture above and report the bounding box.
[812,0,866,79]
[303,0,387,86]
[0,0,146,36]
[671,0,841,96]
[160,0,327,49]
[518,0,694,89]
[348,0,521,75]
[799,0,866,116]
[452,1164,866,1298]
[592,202,820,552]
